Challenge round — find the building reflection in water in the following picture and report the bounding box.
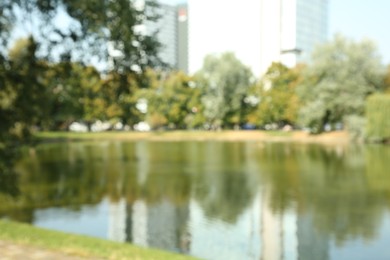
[105,141,333,260]
[260,189,329,260]
[6,141,390,260]
[107,190,331,260]
[108,198,190,254]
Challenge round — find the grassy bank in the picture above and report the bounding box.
[0,220,192,260]
[34,130,350,145]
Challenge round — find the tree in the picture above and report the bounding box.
[195,52,253,129]
[141,70,202,130]
[0,37,45,135]
[3,0,164,126]
[385,65,390,93]
[0,37,45,176]
[1,0,162,72]
[366,94,390,143]
[1,1,166,132]
[248,62,302,128]
[297,35,385,133]
[6,37,46,128]
[41,62,86,129]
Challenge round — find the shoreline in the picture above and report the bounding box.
[0,220,192,260]
[34,130,351,145]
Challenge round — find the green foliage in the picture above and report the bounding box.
[0,37,45,162]
[344,115,366,142]
[142,70,202,130]
[6,37,45,128]
[41,63,148,130]
[248,63,302,127]
[103,71,142,127]
[195,52,253,129]
[297,35,385,133]
[0,0,163,73]
[42,62,91,129]
[385,65,390,93]
[366,94,390,142]
[0,0,164,134]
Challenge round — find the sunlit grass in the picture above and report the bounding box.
[0,220,193,260]
[33,130,348,144]
[264,130,293,136]
[35,130,290,141]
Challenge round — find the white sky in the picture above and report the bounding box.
[188,0,263,74]
[10,0,390,69]
[161,0,390,64]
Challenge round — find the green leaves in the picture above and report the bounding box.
[142,70,199,130]
[1,0,162,73]
[297,35,385,133]
[366,94,390,142]
[253,63,302,127]
[195,52,253,129]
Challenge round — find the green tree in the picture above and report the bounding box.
[0,37,45,177]
[195,52,253,129]
[98,71,144,129]
[42,63,144,131]
[248,63,302,128]
[1,0,162,72]
[142,70,202,130]
[385,65,390,93]
[42,62,87,129]
[365,94,390,143]
[0,37,45,137]
[78,66,107,127]
[6,37,45,129]
[42,61,113,130]
[297,35,385,133]
[1,1,164,129]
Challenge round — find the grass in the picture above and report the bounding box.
[262,130,293,137]
[34,130,294,142]
[34,130,349,145]
[0,220,193,260]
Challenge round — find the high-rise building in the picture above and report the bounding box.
[177,4,189,73]
[276,0,328,69]
[188,0,263,75]
[188,0,328,76]
[295,0,328,62]
[144,2,188,73]
[145,3,178,68]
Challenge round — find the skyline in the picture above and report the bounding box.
[160,0,390,65]
[187,0,328,75]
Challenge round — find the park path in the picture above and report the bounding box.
[0,240,102,260]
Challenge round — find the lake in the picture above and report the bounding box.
[1,141,390,260]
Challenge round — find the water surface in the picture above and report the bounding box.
[1,141,390,260]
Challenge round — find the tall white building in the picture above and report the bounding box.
[188,0,328,76]
[188,0,262,75]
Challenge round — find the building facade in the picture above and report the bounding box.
[188,0,263,75]
[177,4,189,73]
[145,3,178,69]
[188,0,328,76]
[144,2,188,73]
[295,0,328,62]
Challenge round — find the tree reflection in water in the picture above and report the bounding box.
[256,143,390,246]
[1,141,390,259]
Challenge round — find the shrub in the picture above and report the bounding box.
[345,115,366,142]
[366,94,390,143]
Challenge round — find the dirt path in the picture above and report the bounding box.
[0,240,101,260]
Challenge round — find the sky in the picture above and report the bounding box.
[160,0,390,64]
